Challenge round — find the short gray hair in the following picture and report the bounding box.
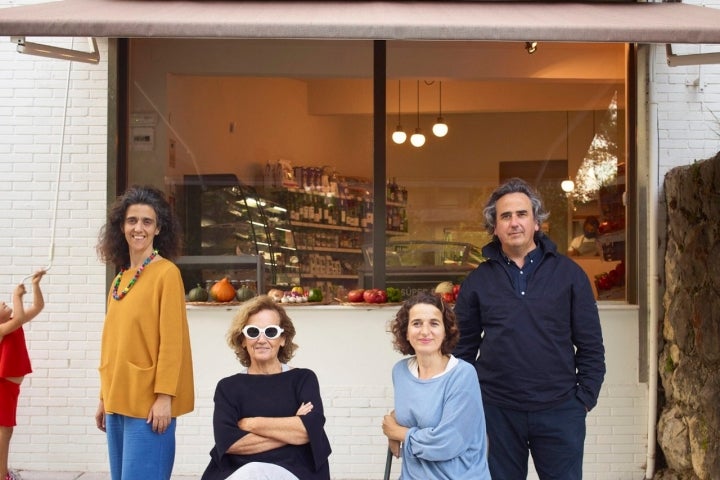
[482,177,550,234]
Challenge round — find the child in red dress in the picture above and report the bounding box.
[0,271,46,480]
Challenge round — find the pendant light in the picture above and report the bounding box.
[410,80,426,147]
[391,80,407,144]
[432,81,448,137]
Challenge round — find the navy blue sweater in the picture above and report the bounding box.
[453,234,606,411]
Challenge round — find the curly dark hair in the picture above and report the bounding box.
[96,185,182,268]
[482,177,550,235]
[227,295,299,367]
[390,291,459,356]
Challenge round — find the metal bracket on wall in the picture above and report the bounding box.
[12,36,100,64]
[666,44,720,67]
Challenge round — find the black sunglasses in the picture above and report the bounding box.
[242,325,284,340]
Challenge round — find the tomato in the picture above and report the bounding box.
[595,274,612,291]
[347,289,365,303]
[441,292,455,303]
[452,284,461,300]
[363,289,377,303]
[368,289,387,303]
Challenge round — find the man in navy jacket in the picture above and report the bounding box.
[454,177,605,480]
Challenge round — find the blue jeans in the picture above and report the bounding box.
[484,395,587,480]
[105,413,176,480]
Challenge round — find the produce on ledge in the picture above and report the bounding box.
[236,285,256,302]
[385,287,402,303]
[435,281,461,302]
[434,281,454,295]
[210,277,236,302]
[187,284,209,302]
[347,289,365,302]
[363,288,388,304]
[280,291,308,303]
[307,288,323,303]
[268,289,284,302]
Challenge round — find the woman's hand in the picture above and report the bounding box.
[382,410,409,444]
[147,393,172,434]
[388,439,402,458]
[95,400,106,432]
[296,401,313,416]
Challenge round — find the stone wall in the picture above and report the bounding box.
[659,153,720,480]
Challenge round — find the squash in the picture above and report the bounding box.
[236,285,256,302]
[210,277,236,302]
[187,284,209,302]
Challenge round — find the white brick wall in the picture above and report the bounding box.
[2,0,720,478]
[0,15,110,472]
[650,0,720,180]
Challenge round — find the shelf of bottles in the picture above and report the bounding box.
[277,181,408,233]
[262,164,408,285]
[180,174,300,288]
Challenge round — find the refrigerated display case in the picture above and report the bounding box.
[177,174,300,289]
[359,240,484,296]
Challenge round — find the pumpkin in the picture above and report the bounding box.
[236,285,256,302]
[188,284,209,302]
[210,277,236,302]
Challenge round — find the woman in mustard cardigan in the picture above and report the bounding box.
[95,185,194,480]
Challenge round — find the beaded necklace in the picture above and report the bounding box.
[112,249,158,301]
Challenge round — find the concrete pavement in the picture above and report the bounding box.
[13,472,196,480]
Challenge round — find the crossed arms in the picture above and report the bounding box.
[227,401,313,455]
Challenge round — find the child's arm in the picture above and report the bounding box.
[23,270,46,322]
[0,270,45,339]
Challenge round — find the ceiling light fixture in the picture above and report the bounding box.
[13,36,100,64]
[432,81,448,138]
[391,80,407,144]
[525,41,538,55]
[410,80,426,148]
[561,179,575,193]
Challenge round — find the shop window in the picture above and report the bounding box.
[124,39,630,302]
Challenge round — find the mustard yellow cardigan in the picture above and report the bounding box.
[100,258,194,418]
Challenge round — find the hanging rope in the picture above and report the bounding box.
[21,45,73,284]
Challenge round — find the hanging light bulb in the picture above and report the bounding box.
[410,128,426,147]
[391,80,407,144]
[432,81,448,137]
[410,80,425,148]
[392,126,407,144]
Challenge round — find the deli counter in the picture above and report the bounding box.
[359,240,484,296]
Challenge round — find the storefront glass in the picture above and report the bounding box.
[126,39,630,302]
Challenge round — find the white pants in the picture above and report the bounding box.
[225,462,299,480]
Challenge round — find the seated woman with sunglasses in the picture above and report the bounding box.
[201,295,331,480]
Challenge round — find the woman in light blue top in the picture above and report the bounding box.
[382,292,491,480]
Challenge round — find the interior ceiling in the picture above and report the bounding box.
[309,42,627,114]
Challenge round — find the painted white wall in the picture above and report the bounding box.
[2,0,720,477]
[182,304,644,480]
